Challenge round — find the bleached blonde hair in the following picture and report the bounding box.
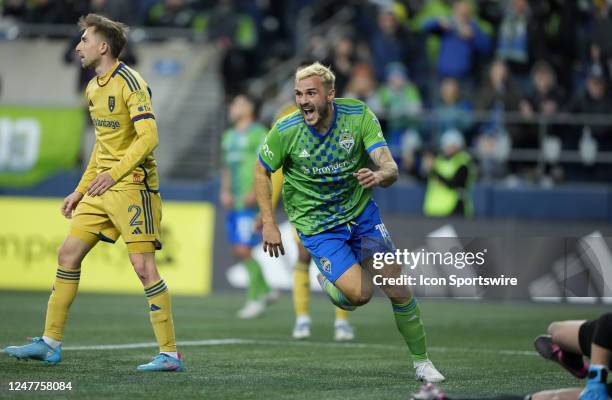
[295,62,336,90]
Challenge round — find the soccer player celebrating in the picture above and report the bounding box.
[2,14,183,371]
[254,62,444,382]
[221,94,277,319]
[270,170,355,340]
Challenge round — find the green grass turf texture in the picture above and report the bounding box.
[0,290,607,399]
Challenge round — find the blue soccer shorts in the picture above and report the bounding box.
[225,209,261,247]
[298,200,395,283]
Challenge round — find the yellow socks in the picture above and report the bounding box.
[335,307,349,321]
[293,261,311,318]
[144,279,177,353]
[43,267,81,341]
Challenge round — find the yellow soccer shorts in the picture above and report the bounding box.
[69,189,162,252]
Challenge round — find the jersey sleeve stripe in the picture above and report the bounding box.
[277,115,301,128]
[116,70,136,91]
[258,154,276,172]
[132,113,155,122]
[336,104,362,108]
[367,142,387,153]
[278,120,303,132]
[120,66,142,90]
[336,105,363,110]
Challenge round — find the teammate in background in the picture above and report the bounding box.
[412,312,612,400]
[221,94,277,319]
[254,62,444,382]
[2,14,183,372]
[270,169,355,341]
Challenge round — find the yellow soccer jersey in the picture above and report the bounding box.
[76,61,159,194]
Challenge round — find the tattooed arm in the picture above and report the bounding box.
[353,146,399,189]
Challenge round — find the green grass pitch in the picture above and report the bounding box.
[0,290,607,399]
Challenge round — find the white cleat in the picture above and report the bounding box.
[414,360,445,383]
[292,321,311,340]
[237,300,266,319]
[334,320,355,341]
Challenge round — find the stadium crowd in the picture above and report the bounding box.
[2,0,612,182]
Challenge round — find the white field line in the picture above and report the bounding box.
[62,338,537,357]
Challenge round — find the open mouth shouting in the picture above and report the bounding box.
[301,105,317,124]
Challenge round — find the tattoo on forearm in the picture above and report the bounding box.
[370,147,398,187]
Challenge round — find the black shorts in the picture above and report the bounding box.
[578,319,612,370]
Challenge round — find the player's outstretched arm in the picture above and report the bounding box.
[354,146,398,189]
[254,160,285,257]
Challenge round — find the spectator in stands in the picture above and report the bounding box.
[369,6,413,82]
[343,63,383,116]
[422,0,491,83]
[429,77,473,147]
[323,36,357,96]
[567,65,612,150]
[474,60,520,180]
[209,0,258,97]
[422,129,476,218]
[520,60,566,182]
[495,0,541,93]
[376,62,422,163]
[589,2,612,86]
[520,61,566,115]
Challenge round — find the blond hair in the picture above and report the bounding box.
[295,62,335,90]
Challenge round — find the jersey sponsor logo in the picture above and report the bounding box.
[311,160,350,175]
[339,131,355,152]
[299,149,309,158]
[262,143,274,159]
[92,118,121,129]
[88,100,94,107]
[108,96,115,112]
[300,165,310,175]
[320,256,332,273]
[377,132,384,138]
[133,173,142,183]
[138,105,151,112]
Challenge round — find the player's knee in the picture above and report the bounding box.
[57,245,82,270]
[131,257,156,281]
[345,286,373,306]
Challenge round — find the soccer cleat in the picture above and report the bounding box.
[414,360,445,383]
[137,352,184,372]
[2,337,62,365]
[410,383,447,400]
[534,334,588,378]
[316,274,356,312]
[292,320,311,340]
[237,299,266,319]
[334,320,355,341]
[579,365,608,400]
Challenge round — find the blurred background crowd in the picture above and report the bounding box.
[2,0,612,185]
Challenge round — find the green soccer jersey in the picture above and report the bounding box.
[258,98,387,235]
[222,122,267,210]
